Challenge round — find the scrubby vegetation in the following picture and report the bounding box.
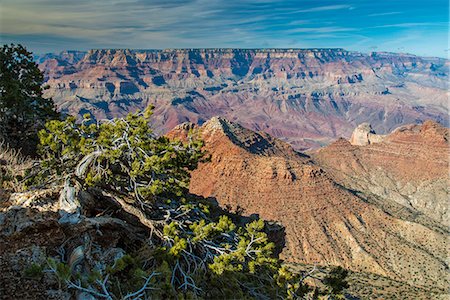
[0,141,31,191]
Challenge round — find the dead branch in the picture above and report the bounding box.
[123,272,160,300]
[99,190,163,239]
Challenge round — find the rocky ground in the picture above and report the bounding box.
[0,188,152,299]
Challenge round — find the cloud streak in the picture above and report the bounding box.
[368,12,402,17]
[0,0,448,57]
[293,4,353,13]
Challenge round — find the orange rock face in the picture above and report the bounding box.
[314,120,449,225]
[169,118,448,290]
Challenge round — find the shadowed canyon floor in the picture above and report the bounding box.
[38,48,449,150]
[169,118,449,294]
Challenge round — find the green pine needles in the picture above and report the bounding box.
[28,108,205,202]
[0,44,58,154]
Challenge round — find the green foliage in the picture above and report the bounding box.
[47,258,72,288]
[156,215,304,299]
[0,44,58,154]
[106,254,137,275]
[208,219,276,276]
[28,107,350,299]
[189,215,236,243]
[322,266,350,298]
[28,108,205,201]
[24,263,44,279]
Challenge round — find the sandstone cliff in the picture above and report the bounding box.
[38,48,449,150]
[349,123,385,146]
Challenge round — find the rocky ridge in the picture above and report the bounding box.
[38,48,449,150]
[314,120,449,226]
[169,118,449,291]
[1,118,448,298]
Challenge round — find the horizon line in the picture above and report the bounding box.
[30,47,449,59]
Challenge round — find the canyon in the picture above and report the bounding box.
[37,48,449,150]
[3,48,445,298]
[168,118,449,296]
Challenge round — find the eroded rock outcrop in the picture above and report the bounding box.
[349,123,385,146]
[315,120,449,225]
[169,118,449,292]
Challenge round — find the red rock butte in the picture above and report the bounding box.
[169,117,449,291]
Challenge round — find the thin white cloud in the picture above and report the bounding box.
[287,27,358,34]
[368,11,402,17]
[294,5,353,13]
[372,22,447,29]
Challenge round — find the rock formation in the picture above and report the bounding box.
[314,120,449,226]
[169,118,449,292]
[349,123,385,146]
[2,118,448,298]
[38,48,449,150]
[0,188,151,299]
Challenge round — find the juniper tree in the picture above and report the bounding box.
[0,44,58,154]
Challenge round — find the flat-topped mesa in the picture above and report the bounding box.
[162,48,348,52]
[349,123,385,146]
[72,48,358,66]
[43,48,449,66]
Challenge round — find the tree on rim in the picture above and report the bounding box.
[0,44,58,154]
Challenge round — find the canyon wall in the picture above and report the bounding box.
[38,48,449,150]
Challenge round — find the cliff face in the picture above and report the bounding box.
[169,118,449,291]
[314,120,449,226]
[38,48,449,150]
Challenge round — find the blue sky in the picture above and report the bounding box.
[1,0,448,57]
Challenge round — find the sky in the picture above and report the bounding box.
[0,0,448,57]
